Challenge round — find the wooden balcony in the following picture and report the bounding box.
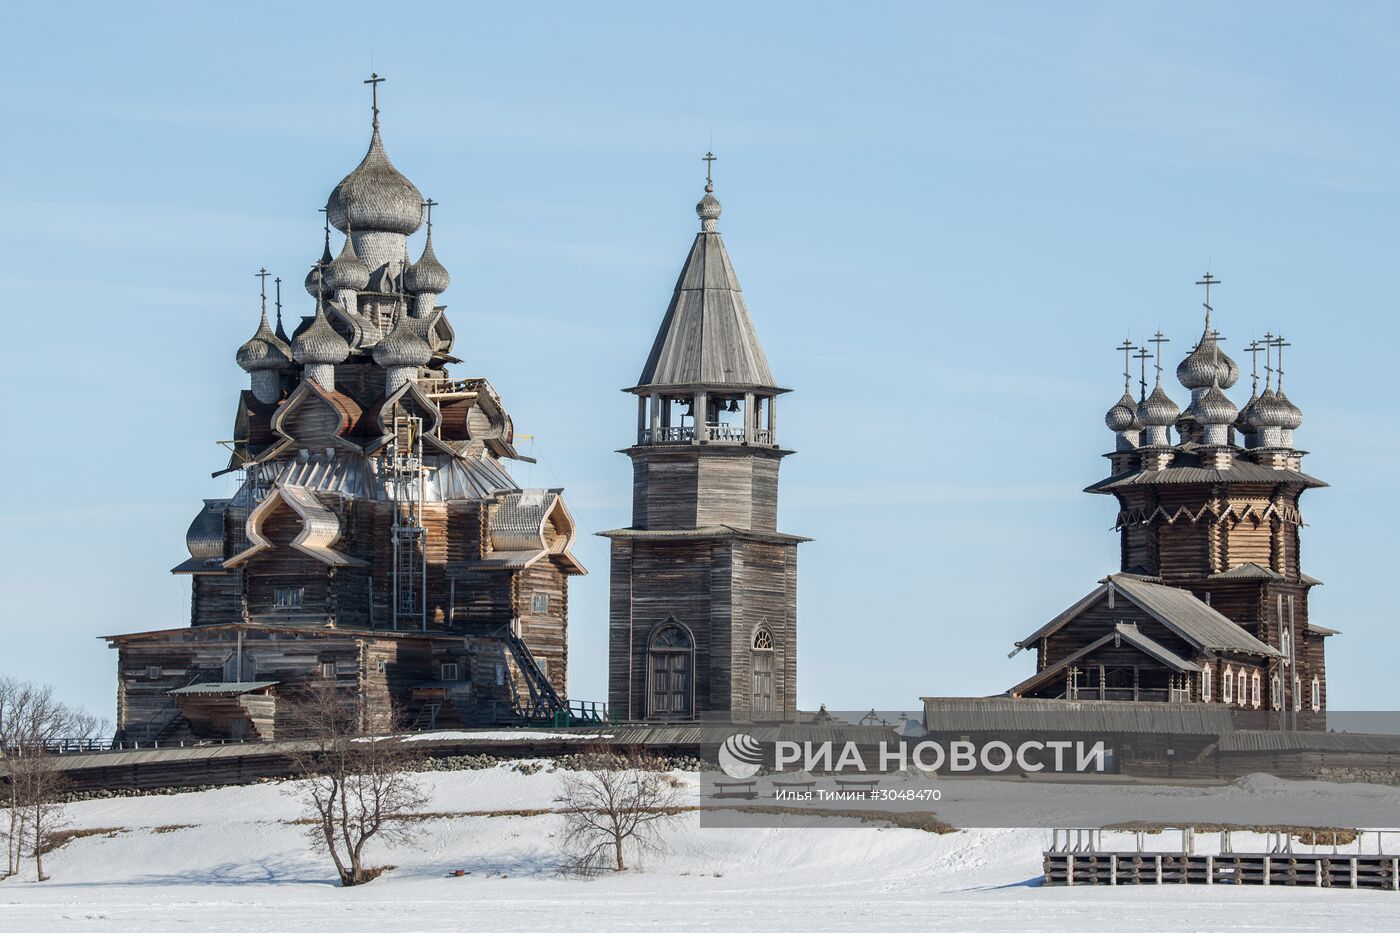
[638,424,776,446]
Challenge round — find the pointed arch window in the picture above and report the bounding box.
[752,627,775,714]
[1271,672,1281,710]
[1311,675,1321,712]
[1222,667,1234,704]
[647,622,694,719]
[1251,671,1262,709]
[1201,664,1212,702]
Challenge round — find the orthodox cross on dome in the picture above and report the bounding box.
[1133,346,1152,401]
[1262,331,1275,390]
[255,267,270,313]
[1272,334,1292,389]
[1117,338,1137,395]
[273,276,284,333]
[364,72,385,129]
[1195,271,1220,333]
[1148,331,1170,386]
[1246,339,1263,393]
[423,197,438,233]
[703,150,717,192]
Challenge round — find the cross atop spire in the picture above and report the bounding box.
[1148,331,1170,386]
[423,197,438,234]
[703,151,717,193]
[1246,338,1263,394]
[1262,331,1275,390]
[1195,271,1220,333]
[1272,334,1292,389]
[1133,347,1152,401]
[364,72,385,130]
[255,267,270,313]
[1117,338,1136,395]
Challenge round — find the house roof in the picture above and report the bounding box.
[1009,623,1200,697]
[167,681,278,697]
[1017,574,1281,659]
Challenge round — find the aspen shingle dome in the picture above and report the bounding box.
[324,235,371,291]
[326,128,424,236]
[1191,383,1238,426]
[1247,387,1291,430]
[404,233,450,295]
[1137,384,1181,427]
[1105,392,1141,432]
[1275,390,1304,431]
[236,312,293,372]
[372,311,433,368]
[304,235,334,298]
[292,305,351,365]
[1176,330,1240,390]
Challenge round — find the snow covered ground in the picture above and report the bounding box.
[1,765,1396,931]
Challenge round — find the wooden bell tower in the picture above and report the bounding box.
[603,156,806,722]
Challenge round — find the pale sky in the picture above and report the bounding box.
[3,2,1397,719]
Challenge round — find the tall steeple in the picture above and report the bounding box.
[605,156,804,723]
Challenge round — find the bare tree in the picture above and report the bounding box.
[282,682,428,886]
[555,746,686,874]
[0,678,100,881]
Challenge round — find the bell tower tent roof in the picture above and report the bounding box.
[630,157,783,395]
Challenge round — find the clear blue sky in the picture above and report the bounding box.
[2,2,1395,720]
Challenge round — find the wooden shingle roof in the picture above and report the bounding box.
[632,218,779,393]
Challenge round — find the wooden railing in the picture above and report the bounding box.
[638,425,776,446]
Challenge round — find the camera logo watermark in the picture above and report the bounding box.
[718,733,764,778]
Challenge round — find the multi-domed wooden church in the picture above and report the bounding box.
[105,79,585,741]
[1008,277,1332,728]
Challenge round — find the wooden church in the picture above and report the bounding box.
[602,159,806,723]
[105,79,585,742]
[1008,277,1332,728]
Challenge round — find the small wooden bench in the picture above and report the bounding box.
[713,779,759,799]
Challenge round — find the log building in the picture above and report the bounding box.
[1009,277,1332,728]
[602,160,807,722]
[105,80,584,742]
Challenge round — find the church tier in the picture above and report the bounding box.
[602,161,807,723]
[105,79,584,744]
[1009,280,1332,729]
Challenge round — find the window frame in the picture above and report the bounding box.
[1222,667,1233,704]
[1251,671,1261,709]
[146,665,161,681]
[321,660,336,679]
[440,662,459,682]
[1311,675,1321,712]
[530,593,550,614]
[274,585,305,610]
[1201,665,1212,702]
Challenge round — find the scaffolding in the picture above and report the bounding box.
[389,411,428,631]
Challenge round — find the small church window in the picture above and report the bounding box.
[1251,671,1261,708]
[1222,667,1233,704]
[1201,665,1212,702]
[440,662,459,682]
[1281,627,1290,658]
[648,622,693,718]
[146,666,161,681]
[376,659,388,674]
[531,593,550,614]
[1311,676,1321,712]
[321,661,336,679]
[495,663,506,686]
[752,627,775,713]
[1271,673,1281,710]
[274,586,305,609]
[1293,674,1302,712]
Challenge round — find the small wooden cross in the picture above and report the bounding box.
[1148,331,1170,382]
[364,72,385,127]
[255,268,270,310]
[1117,339,1137,394]
[703,151,716,186]
[423,197,438,232]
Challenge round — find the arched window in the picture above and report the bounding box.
[1311,676,1321,712]
[1271,673,1281,710]
[1293,674,1302,712]
[1280,627,1291,659]
[751,627,775,714]
[647,622,693,719]
[1201,665,1212,702]
[1222,667,1233,704]
[1251,671,1261,709]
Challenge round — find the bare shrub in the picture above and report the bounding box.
[281,682,429,886]
[0,679,100,881]
[554,746,686,874]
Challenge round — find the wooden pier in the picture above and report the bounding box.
[1044,829,1400,889]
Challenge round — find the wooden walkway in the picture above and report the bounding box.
[1045,829,1400,889]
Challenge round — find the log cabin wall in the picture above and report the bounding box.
[727,539,798,716]
[514,562,569,694]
